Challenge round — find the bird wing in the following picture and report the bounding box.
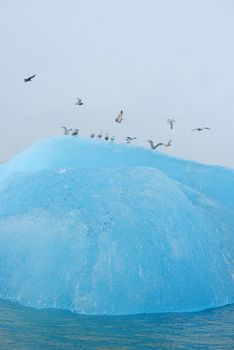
[203,127,210,130]
[156,142,164,148]
[30,75,36,79]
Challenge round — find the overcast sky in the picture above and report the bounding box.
[1,0,234,167]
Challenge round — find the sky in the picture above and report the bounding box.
[1,0,234,167]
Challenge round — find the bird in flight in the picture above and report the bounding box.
[165,139,172,147]
[71,128,79,136]
[147,140,164,149]
[24,74,36,82]
[126,136,137,144]
[191,127,211,132]
[167,118,176,130]
[75,98,84,106]
[115,110,123,123]
[62,126,72,135]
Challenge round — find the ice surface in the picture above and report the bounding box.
[0,137,233,315]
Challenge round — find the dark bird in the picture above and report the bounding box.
[147,140,164,149]
[97,132,103,139]
[115,110,123,123]
[75,98,84,106]
[90,133,95,138]
[167,118,176,130]
[104,133,109,141]
[24,74,36,82]
[62,126,72,135]
[191,127,211,132]
[165,139,172,147]
[126,136,137,144]
[110,135,115,142]
[71,128,79,136]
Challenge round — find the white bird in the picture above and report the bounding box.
[75,98,84,106]
[147,140,164,149]
[62,126,72,135]
[71,128,79,136]
[167,118,176,130]
[164,139,172,147]
[191,127,211,132]
[115,110,123,123]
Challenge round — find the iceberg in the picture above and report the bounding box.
[0,136,233,315]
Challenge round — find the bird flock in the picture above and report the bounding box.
[24,74,211,151]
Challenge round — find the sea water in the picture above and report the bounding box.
[0,300,233,349]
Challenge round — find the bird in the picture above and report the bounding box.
[126,136,137,144]
[24,74,36,82]
[191,127,211,132]
[62,126,72,135]
[164,139,172,147]
[104,133,109,141]
[110,135,115,142]
[147,140,164,149]
[75,98,84,106]
[71,128,79,136]
[97,132,103,139]
[115,110,123,123]
[167,118,176,130]
[90,133,95,138]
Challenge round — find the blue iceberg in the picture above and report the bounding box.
[0,137,233,315]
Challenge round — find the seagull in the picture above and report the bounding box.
[126,136,137,143]
[164,139,172,147]
[115,110,123,123]
[62,126,72,135]
[90,133,95,138]
[191,127,211,132]
[75,98,84,106]
[71,128,79,136]
[104,133,109,141]
[97,131,103,139]
[167,118,176,130]
[147,140,164,149]
[24,74,36,82]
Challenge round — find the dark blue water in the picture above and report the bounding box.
[0,300,233,350]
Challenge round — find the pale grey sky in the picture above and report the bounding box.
[1,0,234,167]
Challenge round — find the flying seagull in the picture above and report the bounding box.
[115,110,123,123]
[191,127,211,132]
[147,140,164,150]
[62,126,72,135]
[75,98,84,106]
[24,74,36,82]
[165,139,172,147]
[71,128,79,136]
[126,136,137,143]
[167,118,176,130]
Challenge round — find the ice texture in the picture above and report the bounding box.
[0,137,233,315]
